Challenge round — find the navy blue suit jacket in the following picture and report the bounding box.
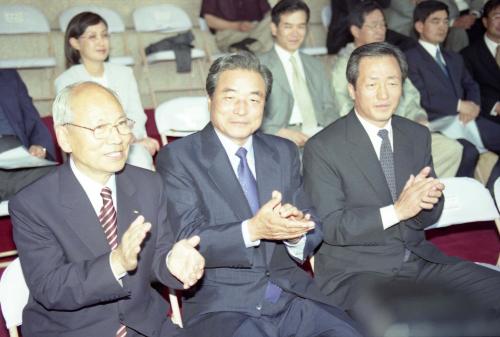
[10,163,182,337]
[0,70,56,160]
[156,124,341,326]
[405,44,480,121]
[461,38,500,123]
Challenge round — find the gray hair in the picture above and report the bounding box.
[206,51,273,100]
[52,81,122,126]
[346,42,408,86]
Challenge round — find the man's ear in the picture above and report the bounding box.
[482,16,488,29]
[350,25,360,40]
[347,83,356,101]
[55,125,72,154]
[414,21,424,36]
[271,22,278,37]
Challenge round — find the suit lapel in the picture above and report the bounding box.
[345,112,394,204]
[478,39,500,87]
[441,49,460,97]
[268,49,294,98]
[201,125,254,221]
[115,169,139,243]
[59,163,110,256]
[253,133,281,263]
[392,119,414,197]
[417,45,456,94]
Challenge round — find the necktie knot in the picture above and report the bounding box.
[100,186,112,200]
[235,147,248,160]
[377,129,389,140]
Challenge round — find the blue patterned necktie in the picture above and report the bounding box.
[435,48,449,78]
[378,129,397,201]
[235,147,259,215]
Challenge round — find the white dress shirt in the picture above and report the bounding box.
[484,34,500,116]
[274,44,307,126]
[355,111,400,230]
[214,128,306,260]
[69,158,126,283]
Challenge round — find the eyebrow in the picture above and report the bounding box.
[220,88,264,96]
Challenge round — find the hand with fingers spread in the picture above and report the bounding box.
[394,167,444,221]
[248,191,315,242]
[110,215,152,276]
[167,235,205,289]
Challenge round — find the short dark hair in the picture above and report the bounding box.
[349,1,384,28]
[413,0,449,24]
[271,0,310,25]
[346,42,408,86]
[483,0,500,19]
[64,12,108,68]
[206,51,273,99]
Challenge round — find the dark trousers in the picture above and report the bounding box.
[456,138,479,178]
[476,117,500,191]
[179,297,361,337]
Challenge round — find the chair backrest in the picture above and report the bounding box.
[321,5,332,29]
[133,4,192,33]
[0,258,29,334]
[155,96,210,143]
[59,5,126,33]
[426,177,500,230]
[198,17,209,32]
[0,201,8,217]
[0,5,50,34]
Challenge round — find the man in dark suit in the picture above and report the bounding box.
[405,0,500,189]
[10,82,205,337]
[156,52,361,337]
[461,0,500,125]
[0,69,56,202]
[303,42,500,324]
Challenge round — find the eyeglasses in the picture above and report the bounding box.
[65,118,135,139]
[363,22,387,30]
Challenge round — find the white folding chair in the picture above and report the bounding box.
[133,4,206,107]
[425,177,500,230]
[321,5,332,30]
[0,201,17,268]
[154,96,210,146]
[0,258,29,337]
[493,178,500,265]
[0,5,56,69]
[58,6,134,66]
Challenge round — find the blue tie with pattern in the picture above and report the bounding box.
[235,147,259,215]
[378,129,397,201]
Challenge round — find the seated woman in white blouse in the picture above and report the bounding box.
[55,12,159,170]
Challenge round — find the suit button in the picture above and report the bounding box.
[256,304,262,311]
[265,271,270,277]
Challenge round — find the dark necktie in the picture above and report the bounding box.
[99,187,127,337]
[378,129,397,201]
[235,147,259,215]
[235,148,282,304]
[435,48,449,78]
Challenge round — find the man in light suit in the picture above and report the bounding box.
[10,82,205,337]
[0,69,56,202]
[461,0,500,124]
[304,42,500,327]
[331,1,466,178]
[156,52,361,337]
[405,0,500,189]
[258,0,337,148]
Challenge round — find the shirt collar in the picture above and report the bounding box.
[214,127,254,158]
[354,109,393,140]
[484,34,499,59]
[418,39,440,58]
[69,157,117,214]
[274,43,300,64]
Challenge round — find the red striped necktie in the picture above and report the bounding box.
[99,187,127,337]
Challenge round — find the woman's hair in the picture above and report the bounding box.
[64,12,108,68]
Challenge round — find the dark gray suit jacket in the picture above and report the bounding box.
[258,48,338,134]
[461,37,500,123]
[303,112,457,308]
[10,163,181,337]
[156,124,350,330]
